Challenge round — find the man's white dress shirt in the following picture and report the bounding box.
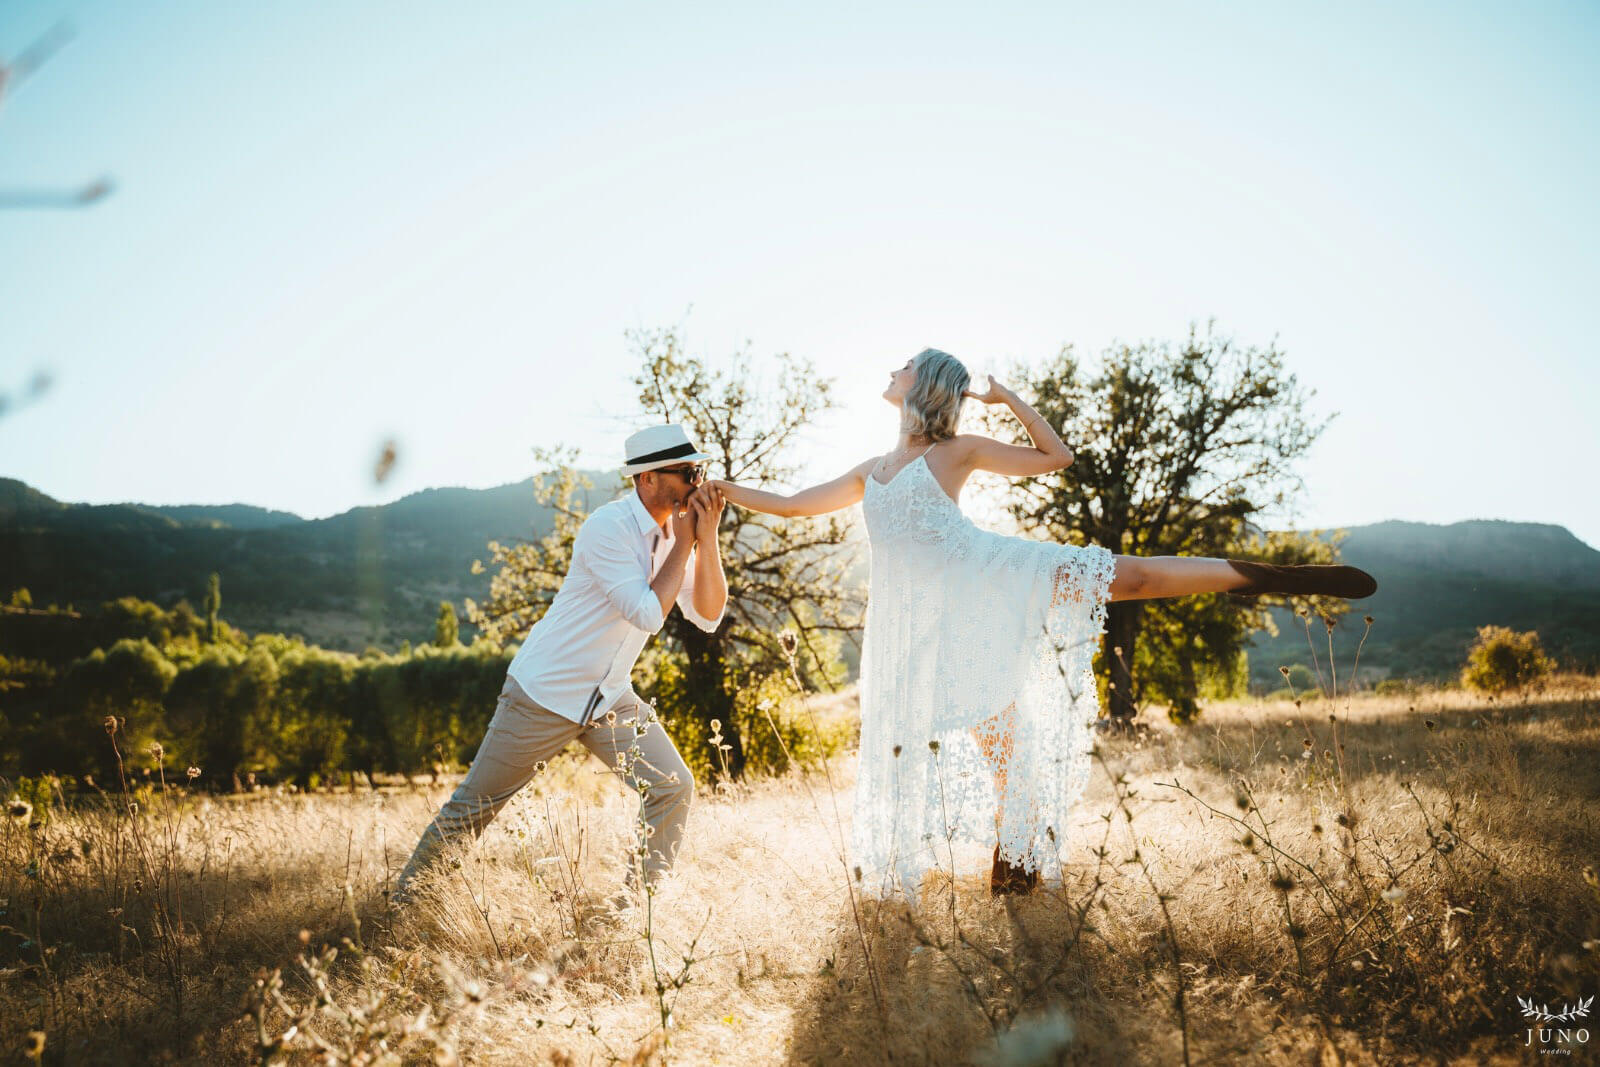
[507,489,724,723]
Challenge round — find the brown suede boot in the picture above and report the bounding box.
[1225,561,1377,601]
[990,845,1039,896]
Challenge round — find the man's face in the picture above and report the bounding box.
[642,466,701,511]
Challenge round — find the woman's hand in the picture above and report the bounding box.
[961,377,1010,405]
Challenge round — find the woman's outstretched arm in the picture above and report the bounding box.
[959,378,1074,477]
[711,457,878,517]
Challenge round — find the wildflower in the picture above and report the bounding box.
[1363,615,1374,625]
[928,739,940,753]
[1424,720,1436,731]
[24,1031,45,1059]
[6,798,30,823]
[780,632,798,656]
[186,766,201,781]
[1381,885,1406,903]
[1270,873,1295,892]
[1350,958,1365,971]
[892,745,902,758]
[148,741,164,761]
[1583,866,1598,889]
[103,716,118,735]
[1278,666,1290,677]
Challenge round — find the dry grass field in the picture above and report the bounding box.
[3,676,1598,1065]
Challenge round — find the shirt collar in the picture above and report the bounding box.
[626,489,665,542]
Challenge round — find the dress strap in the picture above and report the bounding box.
[872,442,936,480]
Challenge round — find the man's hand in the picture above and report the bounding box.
[690,484,725,543]
[669,499,696,544]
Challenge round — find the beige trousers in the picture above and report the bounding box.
[393,674,694,900]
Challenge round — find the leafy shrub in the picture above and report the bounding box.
[733,672,853,779]
[1460,625,1554,695]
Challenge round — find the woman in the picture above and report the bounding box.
[710,348,1374,900]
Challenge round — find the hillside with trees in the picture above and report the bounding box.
[1246,519,1600,687]
[5,471,1596,688]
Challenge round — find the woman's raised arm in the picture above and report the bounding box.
[711,458,878,517]
[959,378,1074,477]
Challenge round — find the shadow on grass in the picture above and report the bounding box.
[0,849,400,1066]
[786,872,1162,1065]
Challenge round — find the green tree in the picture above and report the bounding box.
[992,320,1339,726]
[57,638,178,780]
[1461,625,1554,695]
[433,601,459,648]
[202,572,221,644]
[468,327,861,779]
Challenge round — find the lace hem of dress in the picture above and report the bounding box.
[849,543,1117,902]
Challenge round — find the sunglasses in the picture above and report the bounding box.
[655,464,706,484]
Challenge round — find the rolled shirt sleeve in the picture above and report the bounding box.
[675,544,726,633]
[578,516,666,634]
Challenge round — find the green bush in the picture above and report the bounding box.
[1461,625,1554,695]
[649,661,851,786]
[733,672,852,779]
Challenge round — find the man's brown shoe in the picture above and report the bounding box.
[1225,561,1377,601]
[990,845,1039,896]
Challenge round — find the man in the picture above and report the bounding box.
[392,423,727,905]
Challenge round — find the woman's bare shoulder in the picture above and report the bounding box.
[943,434,991,459]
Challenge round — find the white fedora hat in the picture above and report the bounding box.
[619,423,713,476]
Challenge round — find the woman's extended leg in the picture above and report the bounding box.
[1107,556,1376,602]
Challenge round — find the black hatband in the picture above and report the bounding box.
[626,442,698,465]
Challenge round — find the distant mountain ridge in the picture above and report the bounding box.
[2,476,1595,677]
[0,474,622,650]
[1336,519,1600,590]
[1249,518,1600,682]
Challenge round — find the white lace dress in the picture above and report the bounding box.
[851,449,1116,899]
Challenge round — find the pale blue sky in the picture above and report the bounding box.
[2,2,1596,545]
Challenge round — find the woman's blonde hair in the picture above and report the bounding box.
[901,347,970,441]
